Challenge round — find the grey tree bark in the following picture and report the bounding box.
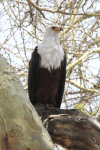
[0,55,54,150]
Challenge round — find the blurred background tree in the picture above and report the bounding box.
[0,0,100,118]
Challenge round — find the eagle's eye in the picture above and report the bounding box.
[52,27,55,29]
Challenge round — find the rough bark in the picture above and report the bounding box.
[0,55,54,150]
[34,106,100,150]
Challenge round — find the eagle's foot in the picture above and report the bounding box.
[35,103,44,107]
[46,104,55,107]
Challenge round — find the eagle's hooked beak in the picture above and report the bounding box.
[52,26,63,32]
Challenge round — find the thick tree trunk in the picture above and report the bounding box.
[0,55,54,150]
[35,106,100,150]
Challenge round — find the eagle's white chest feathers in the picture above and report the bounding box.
[38,37,64,71]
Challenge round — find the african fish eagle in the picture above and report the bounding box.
[28,25,66,108]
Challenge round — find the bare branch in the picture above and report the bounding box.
[66,48,100,77]
[27,0,100,16]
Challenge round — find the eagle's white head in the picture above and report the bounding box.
[38,25,64,71]
[43,25,63,42]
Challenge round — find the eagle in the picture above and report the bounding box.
[28,25,66,108]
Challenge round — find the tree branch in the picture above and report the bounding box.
[66,48,100,78]
[27,0,100,16]
[34,106,100,150]
[66,79,100,94]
